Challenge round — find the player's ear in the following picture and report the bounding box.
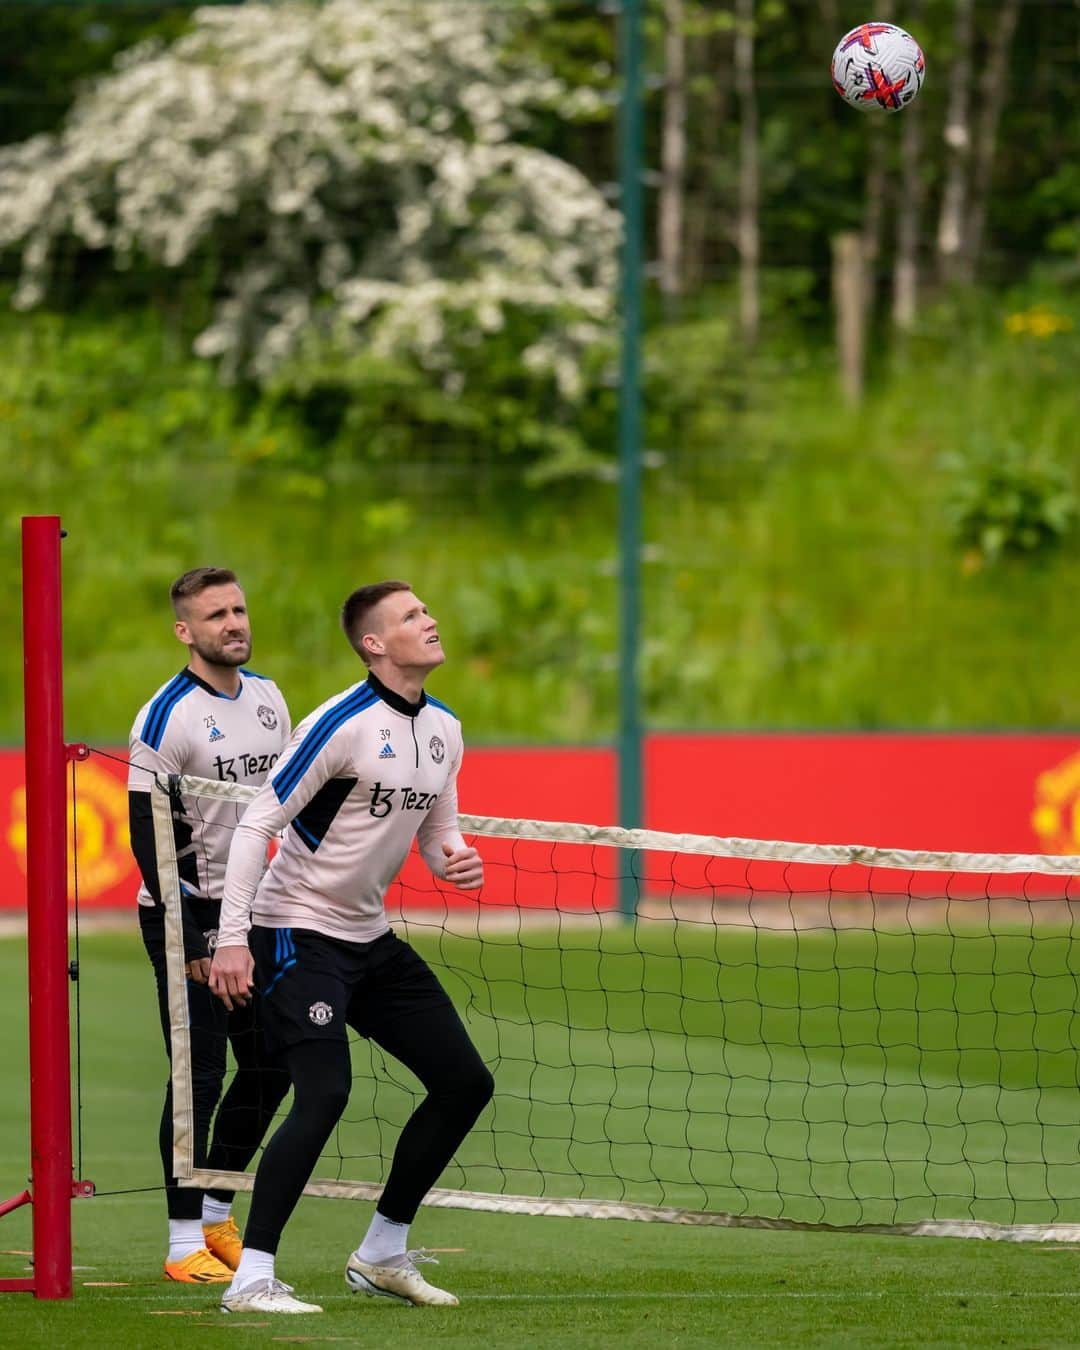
[362,632,384,658]
[174,619,193,647]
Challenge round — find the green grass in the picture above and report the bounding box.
[3,295,1080,744]
[5,927,1080,1347]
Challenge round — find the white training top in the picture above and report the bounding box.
[218,671,466,946]
[128,668,291,906]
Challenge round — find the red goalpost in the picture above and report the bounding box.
[0,516,92,1300]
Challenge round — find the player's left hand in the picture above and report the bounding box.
[442,841,484,890]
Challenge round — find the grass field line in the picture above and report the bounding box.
[70,1287,1080,1307]
[467,1290,1080,1302]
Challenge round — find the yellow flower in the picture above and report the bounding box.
[1004,306,1074,338]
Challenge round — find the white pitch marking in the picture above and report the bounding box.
[466,1290,1080,1302]
[75,1288,1080,1307]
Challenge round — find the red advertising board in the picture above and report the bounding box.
[1,735,1079,912]
[646,733,1080,854]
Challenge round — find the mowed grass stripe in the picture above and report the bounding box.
[6,930,1080,1348]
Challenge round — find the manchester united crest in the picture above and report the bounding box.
[1032,751,1080,853]
[429,735,445,765]
[257,704,278,730]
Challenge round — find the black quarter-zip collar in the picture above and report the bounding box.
[182,667,244,700]
[365,668,427,719]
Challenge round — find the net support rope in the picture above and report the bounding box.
[162,771,1080,877]
[150,777,198,1189]
[151,771,1080,1243]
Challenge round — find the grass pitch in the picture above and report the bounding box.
[3,928,1080,1348]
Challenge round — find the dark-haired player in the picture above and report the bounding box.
[210,582,493,1315]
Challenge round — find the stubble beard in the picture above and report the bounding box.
[192,635,251,669]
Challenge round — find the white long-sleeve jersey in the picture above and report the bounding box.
[128,667,291,906]
[219,671,467,946]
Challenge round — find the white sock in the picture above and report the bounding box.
[202,1197,232,1226]
[167,1219,206,1263]
[356,1212,409,1265]
[230,1246,275,1291]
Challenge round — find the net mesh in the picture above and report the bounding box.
[150,769,1080,1240]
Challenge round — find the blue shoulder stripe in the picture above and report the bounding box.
[141,672,197,752]
[272,686,377,804]
[241,668,272,681]
[425,693,458,720]
[141,672,189,746]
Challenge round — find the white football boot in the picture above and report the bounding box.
[220,1277,323,1314]
[345,1249,459,1307]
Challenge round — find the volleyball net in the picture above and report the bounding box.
[153,769,1080,1243]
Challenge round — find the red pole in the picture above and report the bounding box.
[21,516,72,1299]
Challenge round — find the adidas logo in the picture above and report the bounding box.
[378,742,396,759]
[208,727,226,742]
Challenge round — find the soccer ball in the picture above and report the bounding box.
[831,22,925,112]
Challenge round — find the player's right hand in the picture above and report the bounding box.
[185,957,212,985]
[209,944,255,1010]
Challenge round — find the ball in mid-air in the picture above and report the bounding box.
[831,22,925,112]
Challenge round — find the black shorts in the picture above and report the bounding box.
[249,926,455,1056]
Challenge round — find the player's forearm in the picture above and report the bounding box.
[419,828,466,877]
[218,822,270,946]
[128,791,162,900]
[418,800,465,876]
[418,776,463,876]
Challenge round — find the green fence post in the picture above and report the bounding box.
[616,0,644,919]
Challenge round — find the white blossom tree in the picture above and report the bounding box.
[0,0,619,412]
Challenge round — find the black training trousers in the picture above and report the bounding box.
[243,928,494,1254]
[140,904,291,1221]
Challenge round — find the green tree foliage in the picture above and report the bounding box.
[2,1,1080,738]
[3,287,1080,741]
[0,4,192,146]
[0,1,621,476]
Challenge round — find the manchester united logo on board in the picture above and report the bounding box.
[429,736,445,765]
[1032,751,1080,853]
[257,705,278,730]
[8,759,134,902]
[308,1001,333,1026]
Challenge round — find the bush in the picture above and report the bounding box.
[0,0,619,480]
[942,441,1077,565]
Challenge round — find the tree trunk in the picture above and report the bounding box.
[658,0,688,308]
[684,27,729,295]
[833,232,867,406]
[936,0,975,283]
[734,0,759,345]
[892,95,924,330]
[892,0,925,330]
[961,0,1021,282]
[862,133,887,269]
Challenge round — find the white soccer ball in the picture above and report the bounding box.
[831,22,925,112]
